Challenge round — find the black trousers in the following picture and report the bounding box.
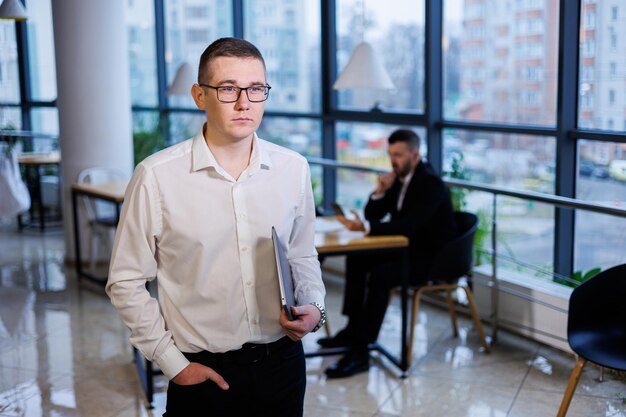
[342,252,430,351]
[164,337,305,417]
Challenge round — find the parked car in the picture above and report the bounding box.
[579,161,595,177]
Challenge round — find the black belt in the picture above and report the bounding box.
[184,336,293,366]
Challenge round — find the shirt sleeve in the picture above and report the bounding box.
[287,161,326,307]
[105,164,189,380]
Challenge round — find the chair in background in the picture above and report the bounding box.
[405,211,490,365]
[556,263,626,417]
[76,167,126,270]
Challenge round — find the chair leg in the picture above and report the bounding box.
[407,290,423,367]
[556,357,587,417]
[445,288,459,337]
[461,285,490,353]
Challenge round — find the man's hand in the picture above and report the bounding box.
[336,210,365,232]
[279,304,321,341]
[172,363,229,390]
[375,172,396,195]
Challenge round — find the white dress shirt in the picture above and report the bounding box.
[106,128,325,380]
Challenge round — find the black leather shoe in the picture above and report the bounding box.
[324,353,370,379]
[317,329,352,348]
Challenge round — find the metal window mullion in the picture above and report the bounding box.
[553,0,581,278]
[15,17,31,130]
[321,0,337,210]
[424,0,443,174]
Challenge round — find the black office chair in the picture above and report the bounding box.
[405,211,490,365]
[556,263,626,417]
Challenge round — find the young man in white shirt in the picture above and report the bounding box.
[106,37,326,416]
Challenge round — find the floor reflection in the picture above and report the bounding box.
[1,220,625,417]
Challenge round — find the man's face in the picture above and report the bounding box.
[192,56,266,143]
[388,142,419,178]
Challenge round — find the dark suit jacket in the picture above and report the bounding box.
[364,160,457,279]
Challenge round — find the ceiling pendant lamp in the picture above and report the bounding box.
[333,41,394,90]
[0,0,28,21]
[167,62,195,96]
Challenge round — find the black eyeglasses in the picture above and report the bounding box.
[198,83,271,103]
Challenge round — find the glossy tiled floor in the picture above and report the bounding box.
[1,219,625,417]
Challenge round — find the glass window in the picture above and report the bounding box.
[27,0,56,102]
[256,116,323,207]
[30,107,59,137]
[575,139,626,272]
[443,129,556,277]
[577,1,626,132]
[244,0,321,113]
[0,106,22,130]
[29,107,59,152]
[335,0,425,113]
[444,0,559,126]
[126,0,158,106]
[442,130,557,193]
[0,21,19,104]
[165,0,233,109]
[133,110,167,166]
[168,112,204,145]
[335,122,426,209]
[257,116,321,158]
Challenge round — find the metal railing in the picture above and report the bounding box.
[307,156,626,340]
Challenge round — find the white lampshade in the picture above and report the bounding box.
[333,41,394,90]
[167,62,196,96]
[0,0,28,20]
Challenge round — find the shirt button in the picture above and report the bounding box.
[241,246,248,252]
[246,281,253,286]
[251,319,258,325]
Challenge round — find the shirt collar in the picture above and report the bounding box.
[191,126,272,174]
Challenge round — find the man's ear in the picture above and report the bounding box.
[191,84,205,109]
[412,149,420,164]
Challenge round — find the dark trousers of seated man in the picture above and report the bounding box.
[164,338,305,417]
[342,252,430,353]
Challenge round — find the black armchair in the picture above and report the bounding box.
[556,263,626,417]
[405,211,490,365]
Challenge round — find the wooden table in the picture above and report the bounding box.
[17,151,62,231]
[71,181,127,285]
[309,218,411,377]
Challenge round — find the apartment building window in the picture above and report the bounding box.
[609,89,615,105]
[581,64,594,80]
[580,91,593,109]
[610,32,617,49]
[186,29,208,42]
[611,5,618,20]
[186,6,209,18]
[582,38,595,55]
[584,11,596,28]
[610,62,617,77]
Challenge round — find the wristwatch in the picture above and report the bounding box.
[309,302,326,333]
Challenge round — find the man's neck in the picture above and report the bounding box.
[203,126,254,180]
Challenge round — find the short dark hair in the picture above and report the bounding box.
[198,37,266,83]
[388,129,420,151]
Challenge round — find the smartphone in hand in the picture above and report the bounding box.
[330,202,345,217]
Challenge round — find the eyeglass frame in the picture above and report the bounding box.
[198,83,272,103]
